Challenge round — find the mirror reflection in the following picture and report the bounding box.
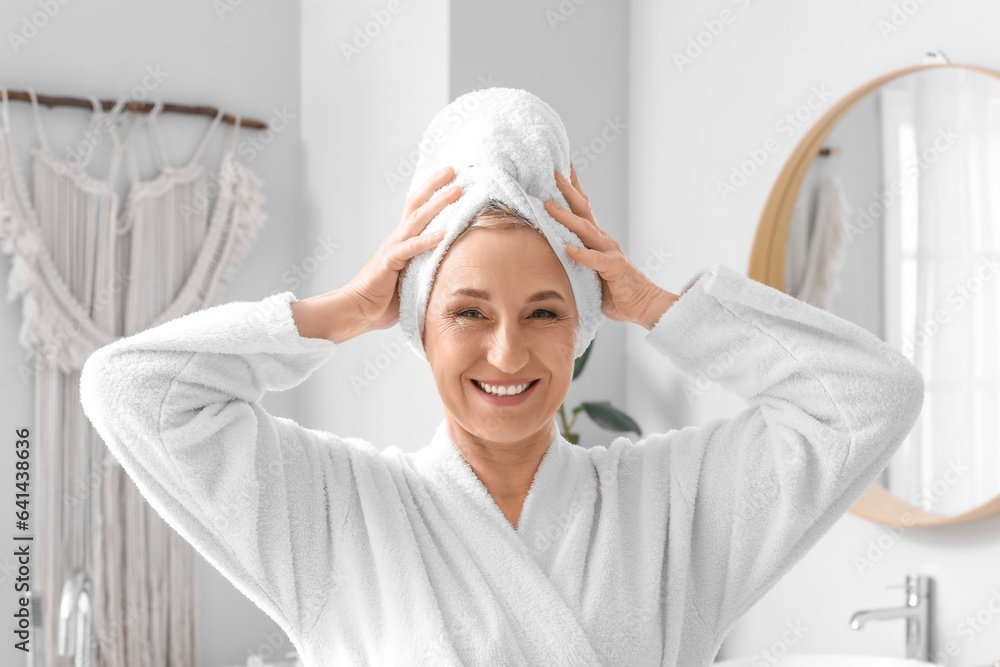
[785,66,1000,518]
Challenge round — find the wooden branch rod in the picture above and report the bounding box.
[0,88,269,130]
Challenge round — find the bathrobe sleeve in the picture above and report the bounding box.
[641,262,924,644]
[78,290,364,643]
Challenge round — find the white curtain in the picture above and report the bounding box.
[879,68,1000,516]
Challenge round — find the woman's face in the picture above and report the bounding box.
[423,226,579,444]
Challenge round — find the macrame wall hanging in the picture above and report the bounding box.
[0,85,268,667]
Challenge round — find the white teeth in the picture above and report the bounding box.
[474,380,533,397]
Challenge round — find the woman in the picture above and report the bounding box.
[80,115,925,666]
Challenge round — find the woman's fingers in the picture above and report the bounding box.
[566,243,608,270]
[544,198,615,252]
[402,166,457,220]
[569,161,588,202]
[402,183,462,236]
[554,169,593,222]
[386,229,448,269]
[568,243,629,282]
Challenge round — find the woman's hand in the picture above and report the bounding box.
[292,167,462,343]
[341,166,463,333]
[543,163,677,330]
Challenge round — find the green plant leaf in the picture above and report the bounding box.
[566,432,580,445]
[581,401,642,435]
[572,339,593,380]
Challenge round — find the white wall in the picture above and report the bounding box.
[297,0,450,455]
[628,1,1000,664]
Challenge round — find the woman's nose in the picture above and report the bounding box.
[485,320,529,373]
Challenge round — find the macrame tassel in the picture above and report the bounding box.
[202,156,268,306]
[0,115,262,667]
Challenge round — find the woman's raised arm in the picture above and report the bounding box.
[638,262,924,645]
[79,290,370,645]
[78,165,464,645]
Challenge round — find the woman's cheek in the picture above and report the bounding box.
[544,321,579,358]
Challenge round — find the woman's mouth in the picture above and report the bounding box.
[471,379,540,405]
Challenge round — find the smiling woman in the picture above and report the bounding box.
[79,87,925,667]
[422,208,582,528]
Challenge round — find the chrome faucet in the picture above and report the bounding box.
[849,574,932,661]
[58,566,93,667]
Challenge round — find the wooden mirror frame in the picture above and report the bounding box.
[748,61,1000,527]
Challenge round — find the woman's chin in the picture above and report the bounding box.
[470,412,555,444]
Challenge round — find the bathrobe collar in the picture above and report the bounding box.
[413,417,603,666]
[420,417,568,535]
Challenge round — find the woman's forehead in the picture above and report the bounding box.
[430,226,574,300]
[435,256,570,292]
[439,228,558,270]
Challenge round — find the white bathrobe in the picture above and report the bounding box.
[78,262,924,667]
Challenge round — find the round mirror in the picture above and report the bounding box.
[749,59,1000,526]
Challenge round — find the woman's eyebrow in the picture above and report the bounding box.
[449,287,566,303]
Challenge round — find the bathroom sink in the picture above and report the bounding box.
[714,656,934,667]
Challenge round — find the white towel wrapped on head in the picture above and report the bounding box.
[397,87,605,361]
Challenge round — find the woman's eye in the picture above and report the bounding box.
[455,309,556,319]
